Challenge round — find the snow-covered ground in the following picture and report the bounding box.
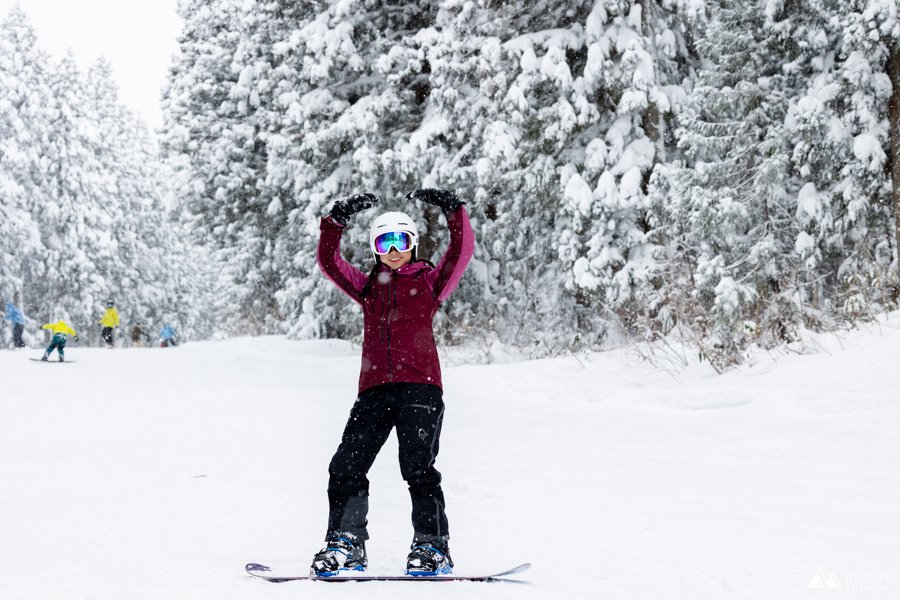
[1,315,899,600]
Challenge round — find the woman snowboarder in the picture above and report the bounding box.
[312,189,475,577]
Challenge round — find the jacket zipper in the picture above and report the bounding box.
[386,269,394,382]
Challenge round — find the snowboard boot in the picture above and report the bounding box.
[405,539,453,576]
[41,354,49,362]
[310,533,367,577]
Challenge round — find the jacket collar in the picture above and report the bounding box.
[375,260,430,276]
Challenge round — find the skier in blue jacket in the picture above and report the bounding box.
[159,325,178,348]
[4,302,27,348]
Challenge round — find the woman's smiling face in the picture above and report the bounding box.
[380,248,412,270]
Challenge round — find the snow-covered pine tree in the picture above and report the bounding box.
[160,0,267,334]
[657,0,895,368]
[559,0,699,346]
[403,0,697,351]
[203,0,294,335]
[83,59,151,330]
[261,1,440,340]
[21,52,124,334]
[0,7,48,322]
[246,1,342,340]
[405,1,595,350]
[831,0,899,314]
[219,0,325,339]
[84,59,197,336]
[661,0,802,368]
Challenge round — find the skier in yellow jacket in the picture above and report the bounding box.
[99,300,120,348]
[42,320,77,362]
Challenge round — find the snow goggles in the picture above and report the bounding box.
[373,231,414,255]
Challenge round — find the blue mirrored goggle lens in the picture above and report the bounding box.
[374,231,412,254]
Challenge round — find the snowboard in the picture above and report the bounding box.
[245,561,531,583]
[29,358,75,363]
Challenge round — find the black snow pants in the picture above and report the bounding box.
[326,382,448,544]
[101,326,114,347]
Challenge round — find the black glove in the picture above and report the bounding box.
[329,192,381,225]
[407,188,465,216]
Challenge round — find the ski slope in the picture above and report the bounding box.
[1,315,899,599]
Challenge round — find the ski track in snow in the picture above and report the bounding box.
[1,316,899,599]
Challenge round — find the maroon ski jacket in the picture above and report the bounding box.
[317,207,475,393]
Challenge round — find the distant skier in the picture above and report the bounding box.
[311,189,474,577]
[98,301,120,348]
[130,322,151,348]
[41,320,77,362]
[159,325,178,348]
[4,301,27,348]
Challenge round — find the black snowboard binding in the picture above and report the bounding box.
[405,541,453,576]
[310,534,367,577]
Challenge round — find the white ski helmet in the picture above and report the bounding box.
[369,211,419,256]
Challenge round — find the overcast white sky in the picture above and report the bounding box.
[0,0,182,131]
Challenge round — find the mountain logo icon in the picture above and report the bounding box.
[808,571,841,590]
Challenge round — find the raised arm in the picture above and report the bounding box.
[317,217,370,304]
[406,189,475,303]
[316,193,382,303]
